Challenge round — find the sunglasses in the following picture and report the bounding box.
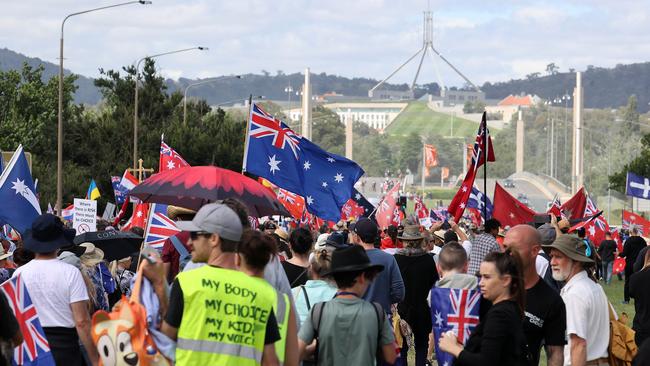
[190,231,212,240]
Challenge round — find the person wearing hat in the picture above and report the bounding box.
[543,234,610,366]
[298,245,397,365]
[0,245,15,283]
[350,218,404,316]
[272,227,293,260]
[14,214,98,366]
[159,203,283,366]
[394,224,439,365]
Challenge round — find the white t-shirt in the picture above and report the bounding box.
[535,251,549,277]
[560,270,610,364]
[14,259,89,328]
[461,240,472,258]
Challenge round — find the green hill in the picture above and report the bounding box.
[385,102,479,138]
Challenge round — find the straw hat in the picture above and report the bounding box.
[0,245,12,261]
[79,242,105,266]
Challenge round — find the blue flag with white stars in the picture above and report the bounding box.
[0,145,41,234]
[243,104,364,221]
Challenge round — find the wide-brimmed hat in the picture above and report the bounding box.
[542,234,594,263]
[23,214,76,254]
[398,225,424,241]
[274,228,289,241]
[79,242,105,266]
[322,245,384,276]
[0,245,12,261]
[557,219,571,230]
[432,229,446,241]
[167,205,196,221]
[325,232,350,249]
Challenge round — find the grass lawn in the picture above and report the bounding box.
[422,275,634,366]
[385,102,479,138]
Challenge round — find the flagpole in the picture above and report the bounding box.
[241,94,254,174]
[136,203,155,272]
[482,112,488,220]
[421,142,425,195]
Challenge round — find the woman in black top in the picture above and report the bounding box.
[439,249,528,366]
[394,225,439,365]
[281,228,312,287]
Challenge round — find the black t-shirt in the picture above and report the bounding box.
[281,261,309,288]
[0,293,19,366]
[524,277,567,366]
[598,240,618,262]
[166,278,281,345]
[622,236,647,266]
[630,268,650,340]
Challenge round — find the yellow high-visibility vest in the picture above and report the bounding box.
[250,276,291,364]
[175,266,276,366]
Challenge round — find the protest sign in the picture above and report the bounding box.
[73,198,97,234]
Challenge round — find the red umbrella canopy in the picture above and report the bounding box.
[129,166,289,218]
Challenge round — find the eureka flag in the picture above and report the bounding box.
[243,103,364,221]
[626,172,650,200]
[431,287,481,366]
[0,145,41,234]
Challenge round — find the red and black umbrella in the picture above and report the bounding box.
[128,166,289,218]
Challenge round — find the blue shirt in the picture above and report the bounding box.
[292,280,337,327]
[362,248,404,314]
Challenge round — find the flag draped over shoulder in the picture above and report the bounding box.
[447,113,495,222]
[0,145,41,234]
[492,182,536,227]
[243,103,364,221]
[1,275,56,366]
[430,287,481,366]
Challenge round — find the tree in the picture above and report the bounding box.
[622,95,640,134]
[526,72,541,80]
[398,133,422,173]
[311,105,345,155]
[546,63,559,75]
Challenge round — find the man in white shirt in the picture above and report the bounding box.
[543,234,610,366]
[16,214,98,366]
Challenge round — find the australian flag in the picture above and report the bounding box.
[431,287,481,366]
[467,186,493,220]
[144,204,181,250]
[243,104,364,221]
[111,176,128,205]
[0,145,41,235]
[626,172,650,199]
[1,275,56,366]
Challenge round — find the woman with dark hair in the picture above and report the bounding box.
[439,249,528,366]
[630,249,650,347]
[282,228,313,287]
[237,231,299,366]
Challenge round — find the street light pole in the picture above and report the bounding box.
[133,46,207,168]
[57,0,151,215]
[183,75,241,125]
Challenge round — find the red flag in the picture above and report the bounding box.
[376,182,401,229]
[547,195,563,218]
[560,188,587,220]
[424,144,438,167]
[276,188,305,220]
[492,183,536,227]
[467,208,483,226]
[414,195,429,219]
[578,196,609,246]
[448,113,495,221]
[341,199,365,221]
[611,228,623,252]
[112,196,131,227]
[122,202,149,232]
[622,209,650,237]
[159,137,189,172]
[613,257,626,275]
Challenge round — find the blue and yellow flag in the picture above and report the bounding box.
[86,179,100,200]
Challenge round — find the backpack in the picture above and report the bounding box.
[92,261,170,366]
[311,300,385,362]
[608,304,637,366]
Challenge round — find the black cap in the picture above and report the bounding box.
[352,218,379,243]
[325,232,350,249]
[322,245,384,276]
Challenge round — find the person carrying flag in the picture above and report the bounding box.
[15,214,98,366]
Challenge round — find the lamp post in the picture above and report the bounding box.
[183,75,241,125]
[57,0,151,215]
[284,85,293,121]
[214,96,264,108]
[133,46,207,168]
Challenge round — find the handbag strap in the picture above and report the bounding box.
[170,235,190,258]
[301,285,311,310]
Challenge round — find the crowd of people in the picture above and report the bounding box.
[1,196,650,366]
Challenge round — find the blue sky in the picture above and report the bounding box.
[1,0,647,86]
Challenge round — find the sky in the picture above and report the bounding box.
[1,0,649,87]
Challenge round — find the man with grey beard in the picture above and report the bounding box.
[543,235,610,366]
